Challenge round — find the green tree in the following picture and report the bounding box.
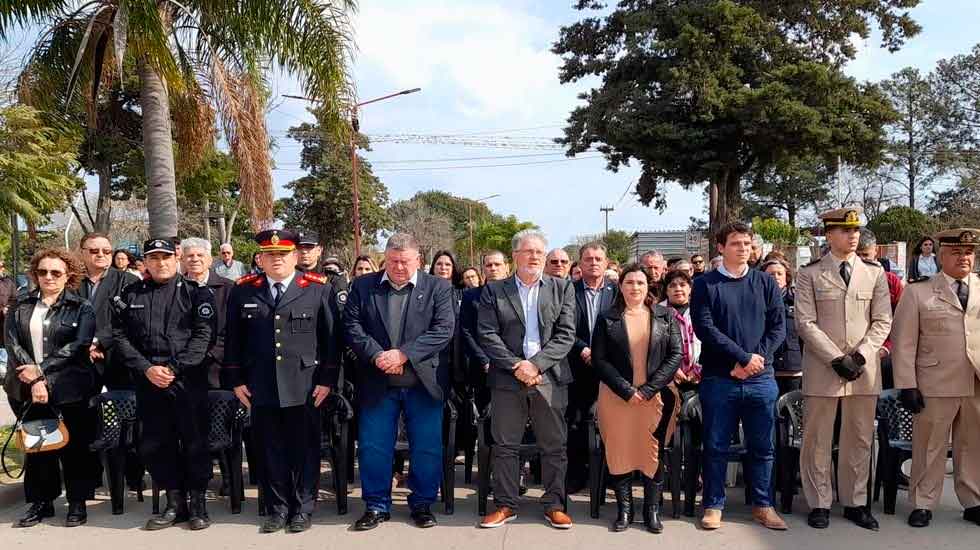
[928,175,980,229]
[472,216,538,260]
[278,120,390,252]
[932,44,980,174]
[752,217,807,248]
[5,0,356,238]
[0,105,82,232]
[568,230,632,265]
[553,0,917,235]
[743,156,833,227]
[867,205,936,244]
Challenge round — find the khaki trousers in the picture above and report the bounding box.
[800,395,877,508]
[910,377,980,510]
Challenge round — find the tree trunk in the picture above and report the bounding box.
[724,166,742,224]
[787,205,797,228]
[95,164,113,232]
[139,60,178,239]
[203,198,211,242]
[226,201,240,243]
[217,203,227,243]
[708,177,721,239]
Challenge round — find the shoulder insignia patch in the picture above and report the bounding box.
[909,276,932,284]
[236,273,261,286]
[302,271,328,285]
[861,258,881,267]
[197,302,214,319]
[336,289,349,306]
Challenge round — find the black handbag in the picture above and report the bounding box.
[1,402,70,478]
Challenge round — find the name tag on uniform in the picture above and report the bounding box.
[243,303,258,309]
[926,303,945,311]
[129,304,145,309]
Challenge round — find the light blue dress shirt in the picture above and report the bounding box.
[515,274,543,360]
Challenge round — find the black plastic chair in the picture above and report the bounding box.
[586,400,684,519]
[152,390,247,514]
[90,390,142,515]
[475,404,568,516]
[775,390,806,513]
[392,396,459,514]
[875,389,916,514]
[320,390,355,515]
[457,393,480,484]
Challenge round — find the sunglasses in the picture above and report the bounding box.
[35,269,65,278]
[548,259,570,265]
[86,248,113,255]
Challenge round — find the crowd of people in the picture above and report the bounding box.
[1,208,978,538]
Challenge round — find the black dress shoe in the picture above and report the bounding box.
[807,508,830,529]
[964,506,980,525]
[261,513,288,533]
[908,509,932,528]
[65,501,88,527]
[145,490,189,531]
[14,501,55,528]
[288,513,312,533]
[843,506,879,531]
[410,507,437,528]
[187,490,210,531]
[354,510,390,531]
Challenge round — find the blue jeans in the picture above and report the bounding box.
[358,386,443,512]
[699,375,778,509]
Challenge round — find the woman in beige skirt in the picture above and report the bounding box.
[592,264,682,533]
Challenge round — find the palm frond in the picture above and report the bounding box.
[170,78,215,180]
[0,0,72,38]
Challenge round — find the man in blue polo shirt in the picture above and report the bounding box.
[691,222,787,531]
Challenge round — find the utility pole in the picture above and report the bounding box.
[600,206,614,237]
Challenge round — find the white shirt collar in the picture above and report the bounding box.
[515,273,544,289]
[717,262,749,279]
[381,270,418,290]
[266,270,297,291]
[942,272,970,287]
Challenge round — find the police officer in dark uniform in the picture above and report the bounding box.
[111,238,215,531]
[224,229,342,533]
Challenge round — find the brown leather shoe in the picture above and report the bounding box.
[701,508,722,530]
[545,509,573,530]
[480,507,517,528]
[753,507,788,530]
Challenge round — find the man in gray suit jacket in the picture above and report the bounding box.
[477,229,577,529]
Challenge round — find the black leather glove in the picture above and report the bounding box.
[900,388,925,414]
[831,355,863,381]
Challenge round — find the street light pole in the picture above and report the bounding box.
[285,87,421,257]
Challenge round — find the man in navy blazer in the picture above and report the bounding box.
[566,242,618,492]
[344,233,455,531]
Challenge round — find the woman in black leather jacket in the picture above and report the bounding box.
[592,264,682,534]
[3,248,98,528]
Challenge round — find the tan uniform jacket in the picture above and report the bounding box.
[892,273,980,397]
[795,254,892,397]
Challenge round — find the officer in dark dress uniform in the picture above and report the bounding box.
[111,238,215,531]
[224,229,342,533]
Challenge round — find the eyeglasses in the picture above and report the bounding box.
[35,269,65,278]
[86,248,112,255]
[548,259,570,265]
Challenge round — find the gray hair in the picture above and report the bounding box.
[752,234,764,246]
[640,250,664,263]
[858,228,877,250]
[511,229,547,252]
[219,242,233,252]
[578,241,607,258]
[674,260,693,272]
[385,232,420,252]
[546,248,569,259]
[180,237,212,256]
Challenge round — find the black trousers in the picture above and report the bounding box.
[136,382,210,491]
[776,375,803,397]
[251,403,321,516]
[564,400,593,489]
[18,401,101,504]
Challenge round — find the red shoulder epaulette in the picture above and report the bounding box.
[300,271,327,286]
[236,273,262,286]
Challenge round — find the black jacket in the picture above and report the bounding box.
[344,271,455,406]
[224,272,342,408]
[772,289,803,374]
[3,290,97,405]
[591,304,682,402]
[78,267,140,387]
[193,270,233,388]
[569,279,618,406]
[0,275,18,345]
[477,275,577,390]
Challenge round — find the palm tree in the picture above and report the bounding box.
[2,0,356,238]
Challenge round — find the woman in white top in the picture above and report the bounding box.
[908,236,940,280]
[3,248,98,529]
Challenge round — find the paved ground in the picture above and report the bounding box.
[0,392,14,427]
[0,472,976,550]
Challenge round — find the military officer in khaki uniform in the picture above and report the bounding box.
[892,228,980,528]
[795,207,892,530]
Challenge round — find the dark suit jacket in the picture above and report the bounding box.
[343,271,455,406]
[197,270,233,388]
[569,279,619,407]
[591,304,682,402]
[78,268,139,387]
[224,273,342,408]
[477,274,576,393]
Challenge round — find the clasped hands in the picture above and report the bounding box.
[513,360,543,386]
[375,349,408,375]
[831,352,865,381]
[731,354,765,380]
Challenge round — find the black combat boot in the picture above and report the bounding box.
[188,490,211,530]
[145,490,188,530]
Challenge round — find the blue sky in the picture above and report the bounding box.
[36,0,976,247]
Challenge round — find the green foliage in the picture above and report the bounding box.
[553,0,917,230]
[868,206,936,244]
[472,216,538,260]
[752,217,807,247]
[278,121,390,252]
[743,156,833,226]
[389,190,494,252]
[928,175,980,230]
[601,229,632,265]
[0,105,83,232]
